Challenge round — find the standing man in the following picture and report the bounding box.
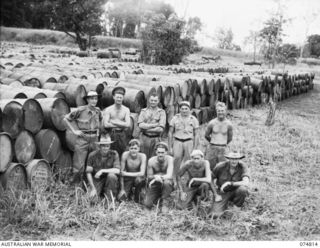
[118,139,147,203]
[176,150,211,210]
[64,91,101,184]
[168,101,199,185]
[144,142,174,212]
[86,135,120,201]
[210,151,250,217]
[138,93,166,160]
[205,101,233,171]
[102,86,131,157]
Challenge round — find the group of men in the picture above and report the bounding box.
[63,86,250,216]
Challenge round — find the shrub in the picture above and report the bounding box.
[141,14,198,65]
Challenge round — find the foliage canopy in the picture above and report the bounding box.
[141,13,201,65]
[307,34,320,58]
[50,0,108,51]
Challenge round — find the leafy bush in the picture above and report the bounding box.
[307,34,320,58]
[141,14,199,65]
[277,43,300,65]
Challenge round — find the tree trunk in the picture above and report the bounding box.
[253,36,256,62]
[265,98,276,126]
[75,33,87,51]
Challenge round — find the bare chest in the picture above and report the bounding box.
[212,122,228,134]
[153,162,167,174]
[126,156,141,172]
[109,107,126,121]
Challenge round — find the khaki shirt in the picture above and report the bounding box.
[65,105,101,130]
[138,107,166,135]
[212,161,250,189]
[87,150,120,176]
[169,114,199,139]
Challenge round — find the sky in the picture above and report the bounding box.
[163,0,320,50]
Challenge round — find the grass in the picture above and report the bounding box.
[1,84,319,240]
[0,27,142,50]
[198,47,263,61]
[1,27,258,59]
[0,39,319,241]
[299,58,320,66]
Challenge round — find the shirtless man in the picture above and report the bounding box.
[144,142,174,212]
[205,102,233,170]
[176,150,211,210]
[138,94,166,160]
[118,139,147,203]
[102,86,131,157]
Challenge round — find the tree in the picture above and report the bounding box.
[307,34,320,58]
[25,0,52,29]
[258,0,290,68]
[300,9,320,58]
[141,14,194,65]
[146,1,175,20]
[244,30,261,62]
[106,0,175,38]
[50,0,108,51]
[259,16,287,68]
[108,0,140,38]
[1,0,54,29]
[215,27,234,50]
[185,16,202,38]
[277,43,300,69]
[0,0,32,27]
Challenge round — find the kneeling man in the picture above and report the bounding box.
[210,151,250,217]
[177,150,211,209]
[118,139,147,202]
[144,142,174,211]
[86,135,120,201]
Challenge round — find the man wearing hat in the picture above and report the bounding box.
[168,101,199,186]
[144,142,174,212]
[176,150,211,210]
[86,134,120,201]
[118,139,147,202]
[138,93,166,160]
[64,91,101,183]
[209,151,250,217]
[102,86,130,157]
[205,101,233,171]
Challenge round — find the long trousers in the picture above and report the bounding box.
[177,182,210,210]
[110,130,127,158]
[205,144,226,171]
[73,134,98,174]
[172,139,193,179]
[210,186,249,213]
[123,176,146,202]
[93,173,119,200]
[140,133,161,160]
[144,180,174,209]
